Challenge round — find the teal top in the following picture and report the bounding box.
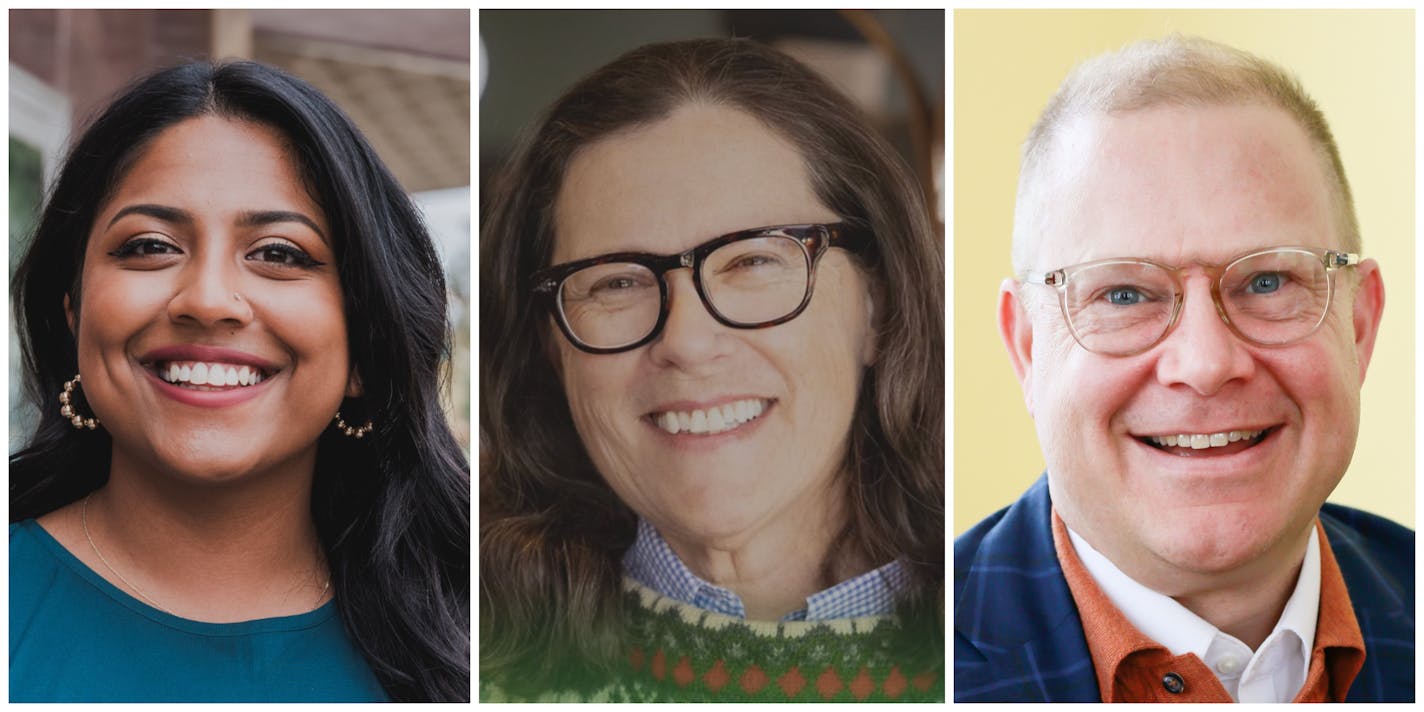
[9,520,388,702]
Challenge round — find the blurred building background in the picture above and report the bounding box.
[9,9,472,452]
[479,9,944,227]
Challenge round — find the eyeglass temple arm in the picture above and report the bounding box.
[1327,251,1360,269]
[1018,269,1065,287]
[827,223,873,251]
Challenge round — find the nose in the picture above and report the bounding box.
[166,247,254,327]
[1153,276,1255,396]
[646,270,732,368]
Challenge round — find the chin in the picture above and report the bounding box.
[157,460,263,485]
[657,496,773,547]
[1144,504,1297,575]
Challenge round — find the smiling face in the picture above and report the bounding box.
[550,103,875,551]
[1001,103,1384,590]
[73,115,353,485]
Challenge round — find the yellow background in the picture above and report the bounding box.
[954,10,1415,535]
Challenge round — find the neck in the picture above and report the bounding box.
[77,448,328,622]
[1081,519,1314,650]
[657,479,867,620]
[1169,530,1311,650]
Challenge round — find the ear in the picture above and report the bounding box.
[859,286,877,366]
[998,278,1036,415]
[64,293,76,334]
[1349,258,1385,384]
[345,367,364,398]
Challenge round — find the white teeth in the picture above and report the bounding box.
[158,360,268,388]
[1148,430,1264,450]
[655,398,769,435]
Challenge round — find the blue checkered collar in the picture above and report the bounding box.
[621,517,909,622]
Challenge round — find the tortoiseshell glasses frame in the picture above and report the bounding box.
[532,222,871,354]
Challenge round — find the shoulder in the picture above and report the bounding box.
[952,476,1100,702]
[953,475,1055,596]
[1319,502,1413,592]
[1319,503,1414,702]
[10,519,79,672]
[10,519,66,583]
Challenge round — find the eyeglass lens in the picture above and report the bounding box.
[1062,249,1333,355]
[557,235,811,349]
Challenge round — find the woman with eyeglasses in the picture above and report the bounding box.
[10,61,469,702]
[480,38,944,701]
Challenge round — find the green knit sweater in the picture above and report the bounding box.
[481,578,944,702]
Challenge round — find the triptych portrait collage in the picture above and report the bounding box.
[4,7,1415,704]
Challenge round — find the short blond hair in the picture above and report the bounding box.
[1012,35,1359,272]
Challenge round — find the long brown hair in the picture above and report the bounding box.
[480,38,943,685]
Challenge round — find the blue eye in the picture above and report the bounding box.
[1247,272,1283,294]
[1106,287,1145,305]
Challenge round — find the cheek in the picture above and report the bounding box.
[74,272,165,353]
[1271,332,1361,425]
[289,286,349,351]
[1030,328,1152,455]
[557,348,641,465]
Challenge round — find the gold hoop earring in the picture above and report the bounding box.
[59,374,100,430]
[333,411,373,439]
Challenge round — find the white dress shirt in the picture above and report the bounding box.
[1066,525,1320,703]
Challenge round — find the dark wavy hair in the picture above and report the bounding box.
[10,61,470,702]
[480,38,944,686]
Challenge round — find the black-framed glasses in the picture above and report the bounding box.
[532,223,870,354]
[1019,246,1360,357]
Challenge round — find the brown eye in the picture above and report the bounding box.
[109,237,181,258]
[246,243,324,268]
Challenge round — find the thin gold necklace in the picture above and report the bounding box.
[81,493,330,617]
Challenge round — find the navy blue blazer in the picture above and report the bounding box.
[954,475,1414,702]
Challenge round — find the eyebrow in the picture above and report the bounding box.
[237,210,328,244]
[105,204,328,243]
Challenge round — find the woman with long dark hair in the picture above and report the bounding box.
[10,61,469,702]
[481,38,944,701]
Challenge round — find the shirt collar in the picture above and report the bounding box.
[1065,519,1319,685]
[621,517,908,621]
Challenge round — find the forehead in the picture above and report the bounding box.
[1033,103,1338,268]
[98,115,325,231]
[551,103,836,263]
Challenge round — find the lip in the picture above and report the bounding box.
[141,367,273,408]
[647,394,772,415]
[139,345,282,372]
[138,344,282,409]
[1130,425,1283,474]
[644,396,776,450]
[1133,424,1276,441]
